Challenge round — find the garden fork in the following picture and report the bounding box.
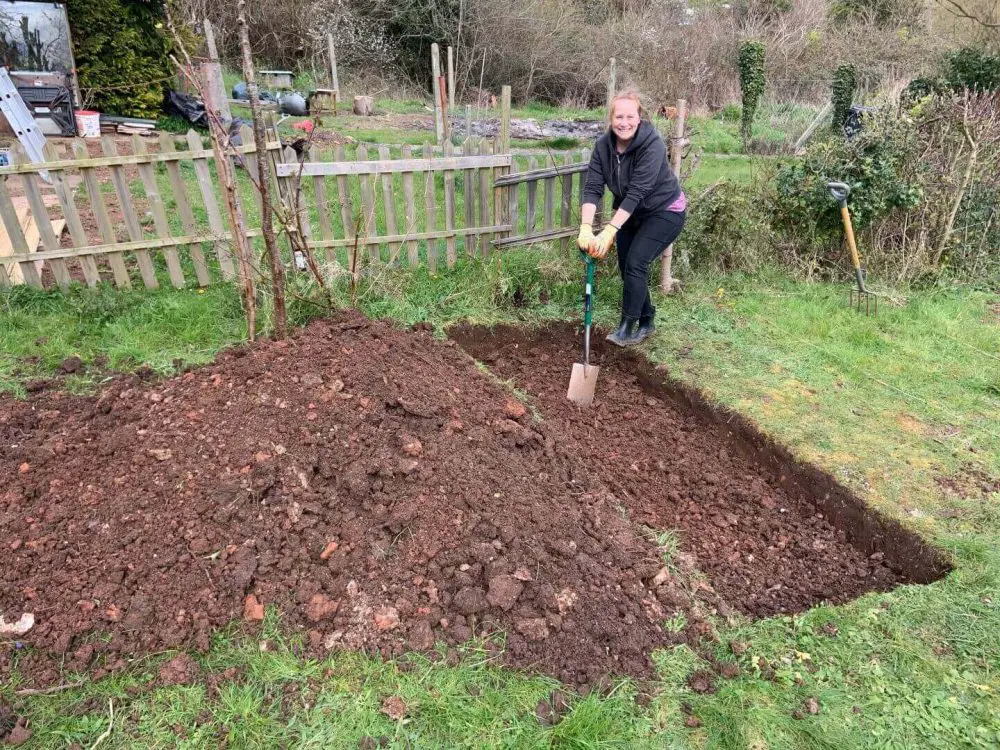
[828,181,877,316]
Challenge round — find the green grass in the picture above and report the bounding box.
[3,261,1000,748]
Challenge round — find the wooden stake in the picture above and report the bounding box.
[327,32,340,93]
[660,98,686,294]
[607,57,617,112]
[447,46,456,110]
[494,85,512,241]
[431,44,444,146]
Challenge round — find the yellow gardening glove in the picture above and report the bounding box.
[576,223,596,252]
[591,224,618,259]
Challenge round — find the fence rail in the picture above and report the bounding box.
[0,128,589,291]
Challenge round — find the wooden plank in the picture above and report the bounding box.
[377,145,401,263]
[310,146,333,261]
[0,178,42,288]
[307,224,512,250]
[443,141,457,268]
[275,154,511,177]
[400,144,418,265]
[356,145,380,264]
[3,228,267,264]
[463,138,477,256]
[333,145,356,275]
[492,161,586,187]
[240,124,264,217]
[159,133,210,286]
[495,86,512,241]
[280,145,309,274]
[72,139,130,288]
[561,152,573,254]
[13,146,71,289]
[493,225,576,248]
[525,156,538,237]
[423,143,438,274]
[186,129,234,279]
[508,158,520,237]
[42,143,100,288]
[101,137,158,289]
[133,136,186,288]
[0,142,280,175]
[479,140,492,257]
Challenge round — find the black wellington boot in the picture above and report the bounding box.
[635,307,655,343]
[606,317,641,347]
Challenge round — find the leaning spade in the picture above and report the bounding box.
[567,254,600,406]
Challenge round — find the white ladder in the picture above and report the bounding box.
[0,66,50,182]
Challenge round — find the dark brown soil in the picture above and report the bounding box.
[0,314,948,690]
[450,323,949,615]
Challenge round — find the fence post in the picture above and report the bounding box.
[447,45,456,110]
[494,85,512,241]
[431,43,444,146]
[606,57,616,111]
[327,32,340,93]
[202,20,231,122]
[660,98,686,294]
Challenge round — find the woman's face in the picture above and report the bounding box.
[612,99,640,142]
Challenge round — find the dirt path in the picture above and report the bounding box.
[0,314,946,689]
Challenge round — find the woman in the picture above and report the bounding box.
[577,89,686,346]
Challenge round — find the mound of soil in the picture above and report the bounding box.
[0,313,944,689]
[2,314,689,688]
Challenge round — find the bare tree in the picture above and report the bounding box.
[237,0,288,339]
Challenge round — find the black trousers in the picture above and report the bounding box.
[615,209,686,320]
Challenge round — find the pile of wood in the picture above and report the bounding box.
[99,115,158,137]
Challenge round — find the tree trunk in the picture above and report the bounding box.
[238,0,287,339]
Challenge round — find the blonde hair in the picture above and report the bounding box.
[607,89,649,129]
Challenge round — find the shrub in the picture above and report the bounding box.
[943,47,1000,92]
[67,0,173,118]
[680,180,775,274]
[831,64,857,132]
[738,41,766,149]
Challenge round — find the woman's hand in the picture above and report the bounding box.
[576,223,596,252]
[591,224,618,259]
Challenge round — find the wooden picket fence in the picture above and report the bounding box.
[0,129,591,291]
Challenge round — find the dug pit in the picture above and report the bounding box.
[0,314,948,690]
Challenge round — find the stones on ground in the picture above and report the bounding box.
[300,372,323,388]
[804,697,820,715]
[148,448,172,461]
[306,594,339,623]
[486,575,523,611]
[0,612,34,636]
[515,618,549,641]
[17,463,29,474]
[407,620,434,650]
[373,606,400,631]
[504,397,527,420]
[319,541,339,560]
[400,434,422,457]
[243,595,265,621]
[453,587,488,616]
[380,696,407,720]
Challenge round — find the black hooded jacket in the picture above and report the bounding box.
[581,120,681,220]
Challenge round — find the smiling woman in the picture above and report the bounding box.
[577,89,686,347]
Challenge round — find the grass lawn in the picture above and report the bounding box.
[2,251,998,748]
